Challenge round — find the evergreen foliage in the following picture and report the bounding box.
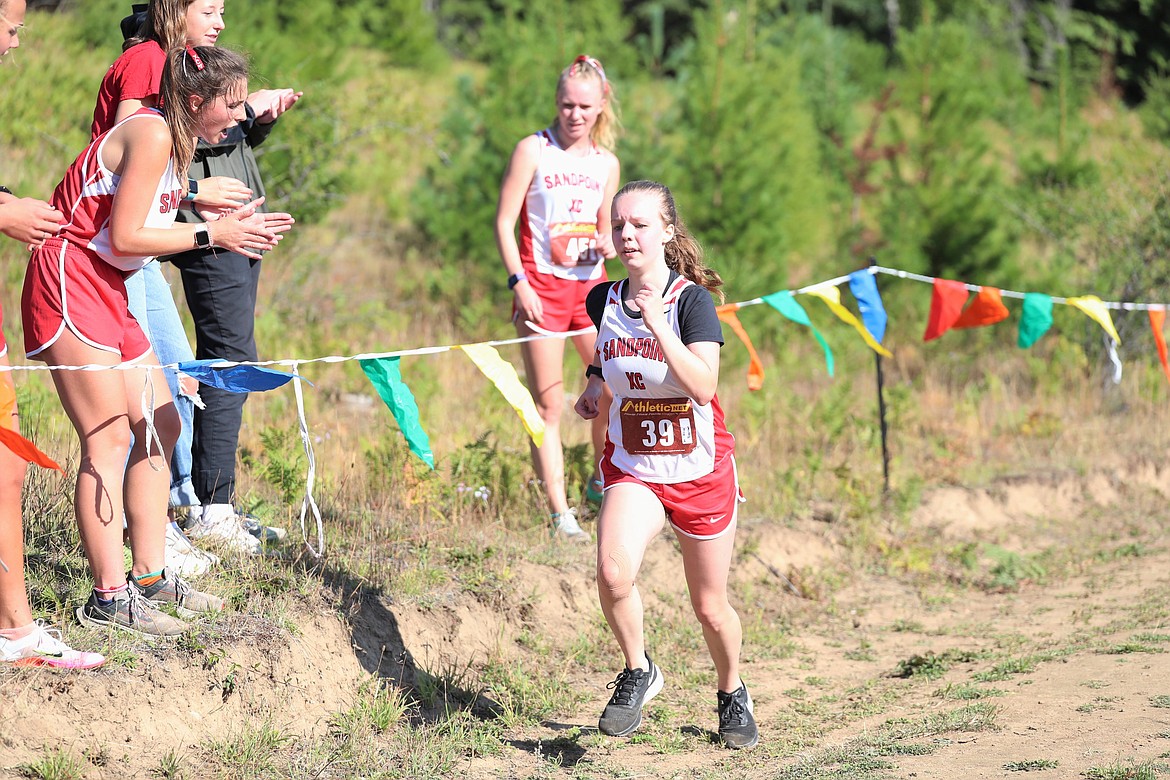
[878,15,1022,281]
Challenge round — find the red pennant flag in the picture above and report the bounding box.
[1151,309,1170,385]
[923,278,970,342]
[716,304,765,391]
[0,428,63,471]
[954,287,1010,330]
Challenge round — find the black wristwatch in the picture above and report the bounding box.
[187,178,199,196]
[194,226,212,249]
[585,364,604,380]
[0,186,12,196]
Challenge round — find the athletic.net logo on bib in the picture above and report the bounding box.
[619,397,697,456]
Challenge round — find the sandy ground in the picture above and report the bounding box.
[3,463,1170,778]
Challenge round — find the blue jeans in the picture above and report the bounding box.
[125,260,199,508]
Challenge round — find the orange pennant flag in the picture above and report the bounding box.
[1151,309,1170,385]
[0,428,63,471]
[923,278,970,342]
[0,378,14,431]
[716,304,765,391]
[0,376,62,470]
[954,287,1010,330]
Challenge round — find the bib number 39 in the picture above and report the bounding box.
[620,397,697,456]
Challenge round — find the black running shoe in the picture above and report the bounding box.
[717,684,759,749]
[598,654,664,737]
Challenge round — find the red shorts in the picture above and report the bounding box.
[22,239,151,362]
[513,269,606,333]
[601,448,743,540]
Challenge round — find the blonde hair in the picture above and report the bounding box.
[556,55,621,151]
[616,180,724,302]
[125,0,197,52]
[160,46,248,181]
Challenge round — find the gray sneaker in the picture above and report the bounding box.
[598,654,664,736]
[717,684,759,749]
[75,586,189,639]
[130,567,225,619]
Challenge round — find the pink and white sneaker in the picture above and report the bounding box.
[0,620,105,670]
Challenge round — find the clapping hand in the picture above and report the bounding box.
[208,197,295,260]
[248,88,303,124]
[191,176,252,214]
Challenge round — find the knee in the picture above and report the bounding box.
[597,547,634,601]
[150,403,182,451]
[536,393,564,424]
[82,423,133,466]
[691,594,734,633]
[0,454,25,494]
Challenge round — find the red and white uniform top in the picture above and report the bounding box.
[588,273,734,483]
[52,108,185,273]
[519,128,611,282]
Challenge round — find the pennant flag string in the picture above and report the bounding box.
[2,265,1170,381]
[292,363,325,558]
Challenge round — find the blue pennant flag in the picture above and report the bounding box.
[848,270,888,344]
[178,360,301,393]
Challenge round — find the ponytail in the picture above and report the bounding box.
[556,55,622,151]
[615,180,724,303]
[160,46,248,181]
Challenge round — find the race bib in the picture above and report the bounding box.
[619,397,696,456]
[549,221,603,266]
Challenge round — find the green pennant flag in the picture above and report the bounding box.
[762,291,835,377]
[1018,293,1054,349]
[359,357,435,469]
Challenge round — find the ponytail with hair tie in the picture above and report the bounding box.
[185,45,205,72]
[573,54,608,93]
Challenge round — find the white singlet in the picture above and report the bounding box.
[596,275,732,483]
[51,108,185,273]
[519,128,611,282]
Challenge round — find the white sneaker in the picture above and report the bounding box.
[552,508,591,543]
[0,620,105,670]
[164,521,220,577]
[188,504,262,555]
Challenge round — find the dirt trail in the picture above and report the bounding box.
[4,464,1170,778]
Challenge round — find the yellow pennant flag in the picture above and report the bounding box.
[460,343,546,448]
[1066,295,1121,344]
[802,283,893,357]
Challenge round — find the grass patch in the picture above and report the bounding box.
[1082,758,1162,779]
[934,683,1007,700]
[16,748,86,780]
[891,649,981,680]
[1004,759,1059,771]
[772,703,1000,779]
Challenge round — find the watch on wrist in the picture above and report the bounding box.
[194,226,212,249]
[585,364,604,380]
[507,272,528,290]
[187,178,199,196]
[0,186,12,196]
